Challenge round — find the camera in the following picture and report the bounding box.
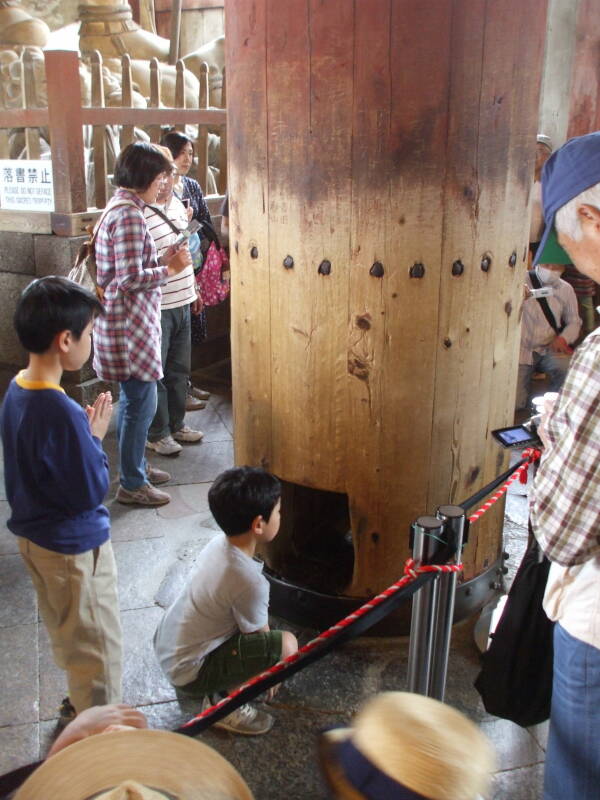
[491,415,542,449]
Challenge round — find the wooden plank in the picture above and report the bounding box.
[44,51,86,214]
[227,0,272,469]
[217,66,227,193]
[80,107,226,126]
[169,0,183,65]
[567,0,600,137]
[147,59,162,143]
[51,210,101,237]
[0,210,52,233]
[374,0,453,592]
[429,0,547,581]
[120,55,135,149]
[195,62,209,188]
[90,51,108,209]
[22,51,41,160]
[0,109,49,128]
[174,60,186,133]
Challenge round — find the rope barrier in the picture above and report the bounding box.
[0,447,540,795]
[463,448,541,523]
[175,559,462,737]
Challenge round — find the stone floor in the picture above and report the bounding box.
[0,368,546,799]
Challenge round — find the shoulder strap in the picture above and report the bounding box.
[148,204,183,235]
[529,270,562,336]
[199,219,221,249]
[90,199,140,244]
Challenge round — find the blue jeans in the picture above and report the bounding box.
[148,305,191,442]
[516,351,571,410]
[118,378,157,491]
[544,623,600,799]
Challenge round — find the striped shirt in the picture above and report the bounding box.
[93,189,168,383]
[144,196,196,310]
[519,272,581,365]
[530,327,600,567]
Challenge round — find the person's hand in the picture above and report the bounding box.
[191,290,204,315]
[47,704,148,757]
[86,392,113,441]
[550,335,573,355]
[186,206,193,221]
[166,245,192,276]
[535,391,559,449]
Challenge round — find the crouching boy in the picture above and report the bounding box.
[154,466,298,735]
[1,277,122,723]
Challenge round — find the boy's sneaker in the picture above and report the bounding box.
[191,386,210,400]
[146,435,182,456]
[201,697,274,736]
[116,483,171,507]
[56,697,76,730]
[185,394,206,411]
[146,464,171,485]
[173,425,204,443]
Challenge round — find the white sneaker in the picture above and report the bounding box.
[201,697,274,736]
[173,425,204,443]
[146,435,182,456]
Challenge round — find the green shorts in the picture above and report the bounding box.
[177,630,283,697]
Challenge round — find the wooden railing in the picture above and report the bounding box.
[0,49,227,236]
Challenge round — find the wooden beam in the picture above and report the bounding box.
[0,108,48,128]
[0,210,52,233]
[44,50,87,214]
[51,210,101,237]
[79,107,227,126]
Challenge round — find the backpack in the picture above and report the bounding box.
[69,199,139,301]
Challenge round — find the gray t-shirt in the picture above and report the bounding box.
[154,534,269,686]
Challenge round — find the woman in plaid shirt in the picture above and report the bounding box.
[93,143,192,507]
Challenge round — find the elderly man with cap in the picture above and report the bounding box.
[530,132,600,800]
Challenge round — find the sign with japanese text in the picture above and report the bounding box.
[0,160,54,212]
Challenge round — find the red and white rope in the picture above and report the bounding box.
[468,448,541,524]
[179,558,463,729]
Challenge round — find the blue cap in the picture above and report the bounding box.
[534,130,600,265]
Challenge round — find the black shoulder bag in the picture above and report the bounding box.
[529,270,564,335]
[474,532,554,727]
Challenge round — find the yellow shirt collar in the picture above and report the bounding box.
[15,370,65,393]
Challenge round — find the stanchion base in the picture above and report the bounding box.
[266,558,502,636]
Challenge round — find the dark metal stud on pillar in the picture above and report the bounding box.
[407,515,445,695]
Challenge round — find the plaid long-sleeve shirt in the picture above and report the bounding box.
[93,189,168,382]
[530,327,600,566]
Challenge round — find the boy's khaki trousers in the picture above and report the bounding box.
[18,537,122,713]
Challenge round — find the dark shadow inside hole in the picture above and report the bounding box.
[259,480,354,595]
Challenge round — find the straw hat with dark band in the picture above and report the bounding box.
[14,730,254,800]
[319,692,495,800]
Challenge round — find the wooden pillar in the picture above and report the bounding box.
[228,0,548,596]
[44,50,87,215]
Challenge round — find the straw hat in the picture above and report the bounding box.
[15,730,254,800]
[319,692,495,800]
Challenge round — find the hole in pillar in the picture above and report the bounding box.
[259,480,353,595]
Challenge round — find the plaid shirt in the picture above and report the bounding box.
[531,327,600,566]
[93,190,168,382]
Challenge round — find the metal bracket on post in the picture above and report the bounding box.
[428,505,465,700]
[407,515,445,695]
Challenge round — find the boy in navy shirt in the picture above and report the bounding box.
[1,276,122,722]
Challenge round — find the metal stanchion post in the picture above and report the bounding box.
[407,515,446,695]
[428,505,465,700]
